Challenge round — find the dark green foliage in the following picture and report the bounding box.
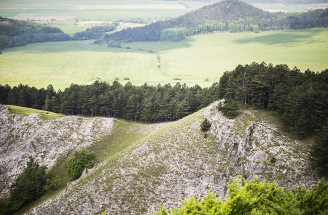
[160,28,187,41]
[0,17,71,50]
[270,156,277,164]
[311,126,328,177]
[66,149,96,180]
[218,100,239,119]
[0,156,50,215]
[0,82,220,123]
[73,24,116,40]
[200,118,212,132]
[10,157,48,208]
[217,62,328,178]
[155,177,328,215]
[217,62,328,137]
[104,0,328,43]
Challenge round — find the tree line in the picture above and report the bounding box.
[1,62,327,132]
[72,23,117,41]
[1,62,328,176]
[0,82,220,122]
[218,62,328,137]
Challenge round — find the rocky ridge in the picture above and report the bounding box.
[26,101,318,215]
[0,105,115,199]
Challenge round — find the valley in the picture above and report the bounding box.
[0,0,328,214]
[1,28,328,89]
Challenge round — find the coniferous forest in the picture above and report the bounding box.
[1,62,327,136]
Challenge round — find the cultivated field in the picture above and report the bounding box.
[1,28,327,89]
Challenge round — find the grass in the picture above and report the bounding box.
[51,25,88,36]
[1,28,328,89]
[4,105,64,119]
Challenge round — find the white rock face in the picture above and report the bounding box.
[24,102,318,215]
[0,105,114,199]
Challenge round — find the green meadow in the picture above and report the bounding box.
[4,105,64,119]
[1,28,328,89]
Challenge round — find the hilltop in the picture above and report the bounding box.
[105,0,328,42]
[3,101,315,214]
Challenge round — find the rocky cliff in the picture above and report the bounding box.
[25,101,318,214]
[0,105,114,199]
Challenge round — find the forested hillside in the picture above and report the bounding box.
[217,62,328,177]
[217,62,328,137]
[104,0,328,43]
[0,17,70,50]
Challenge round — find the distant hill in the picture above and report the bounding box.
[104,0,328,43]
[0,17,71,50]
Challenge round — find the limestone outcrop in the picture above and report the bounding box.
[0,105,114,199]
[26,102,318,215]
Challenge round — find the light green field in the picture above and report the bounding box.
[4,105,64,119]
[0,28,328,89]
[51,25,88,36]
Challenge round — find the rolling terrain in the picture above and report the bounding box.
[0,0,327,214]
[1,28,327,89]
[0,102,318,214]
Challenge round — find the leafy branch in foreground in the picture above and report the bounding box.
[154,177,328,215]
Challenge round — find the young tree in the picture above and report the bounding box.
[10,156,48,211]
[200,118,212,133]
[218,99,239,119]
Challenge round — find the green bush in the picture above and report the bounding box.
[154,177,328,215]
[218,99,239,119]
[0,156,50,215]
[200,118,211,133]
[66,149,96,180]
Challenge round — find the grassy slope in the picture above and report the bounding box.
[26,103,317,214]
[4,105,64,119]
[1,28,327,89]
